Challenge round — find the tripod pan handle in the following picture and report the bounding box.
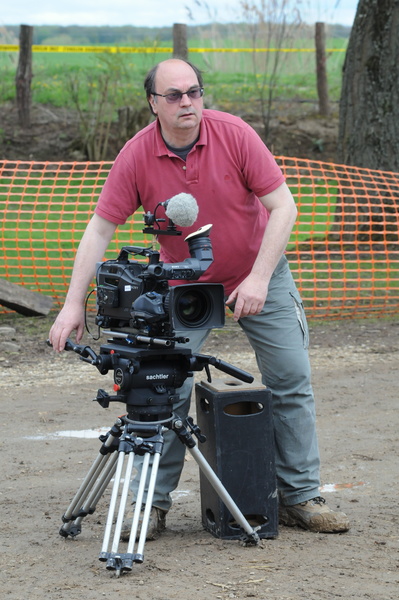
[208,356,254,384]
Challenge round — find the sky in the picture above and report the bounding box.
[1,1,359,29]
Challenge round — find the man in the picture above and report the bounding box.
[49,58,350,538]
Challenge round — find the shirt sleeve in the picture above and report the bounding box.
[95,151,141,225]
[240,122,285,197]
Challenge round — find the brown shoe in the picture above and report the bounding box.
[121,505,166,541]
[279,496,350,533]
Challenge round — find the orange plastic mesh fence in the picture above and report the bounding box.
[1,158,399,320]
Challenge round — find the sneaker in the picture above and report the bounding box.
[121,505,166,542]
[279,496,350,533]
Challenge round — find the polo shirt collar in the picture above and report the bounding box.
[153,116,208,157]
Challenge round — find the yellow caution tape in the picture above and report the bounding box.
[0,44,345,54]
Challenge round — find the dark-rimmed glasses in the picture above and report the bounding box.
[151,87,204,104]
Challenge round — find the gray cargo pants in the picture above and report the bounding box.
[131,255,321,510]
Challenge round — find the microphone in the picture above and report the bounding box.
[163,193,199,227]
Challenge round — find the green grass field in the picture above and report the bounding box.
[0,36,347,112]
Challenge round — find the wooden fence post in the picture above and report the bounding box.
[315,22,330,117]
[173,23,188,60]
[16,24,33,128]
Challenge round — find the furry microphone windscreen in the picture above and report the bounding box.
[165,193,199,227]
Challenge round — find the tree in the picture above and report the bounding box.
[338,0,399,171]
[239,0,302,141]
[15,24,33,128]
[330,0,399,254]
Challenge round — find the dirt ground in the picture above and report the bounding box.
[0,312,398,599]
[0,99,340,163]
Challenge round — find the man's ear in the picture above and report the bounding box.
[148,95,158,116]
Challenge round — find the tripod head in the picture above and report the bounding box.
[61,337,254,422]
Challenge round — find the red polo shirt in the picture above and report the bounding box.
[96,109,285,295]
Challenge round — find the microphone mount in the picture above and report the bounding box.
[143,206,181,236]
[142,193,199,235]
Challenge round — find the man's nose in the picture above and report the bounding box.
[179,92,192,106]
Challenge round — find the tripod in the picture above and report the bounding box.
[58,336,261,576]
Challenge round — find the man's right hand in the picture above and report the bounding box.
[48,302,85,353]
[47,214,118,353]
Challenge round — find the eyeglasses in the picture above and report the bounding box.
[151,87,204,104]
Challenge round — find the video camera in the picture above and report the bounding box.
[95,223,225,342]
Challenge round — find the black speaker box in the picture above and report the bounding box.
[195,377,278,539]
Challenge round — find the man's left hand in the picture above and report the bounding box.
[225,273,268,321]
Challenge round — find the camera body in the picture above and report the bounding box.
[95,225,225,339]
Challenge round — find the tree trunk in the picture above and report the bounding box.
[173,23,188,60]
[333,0,399,249]
[315,22,330,117]
[338,0,399,171]
[16,24,33,128]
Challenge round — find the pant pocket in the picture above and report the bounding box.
[289,291,309,349]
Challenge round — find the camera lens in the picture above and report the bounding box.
[168,283,225,332]
[175,288,211,327]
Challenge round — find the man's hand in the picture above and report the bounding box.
[226,273,268,321]
[225,182,297,321]
[48,302,85,353]
[47,214,117,352]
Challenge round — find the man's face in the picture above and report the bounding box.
[149,60,203,145]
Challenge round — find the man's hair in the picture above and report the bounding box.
[143,60,204,101]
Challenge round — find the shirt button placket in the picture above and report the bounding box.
[185,154,199,184]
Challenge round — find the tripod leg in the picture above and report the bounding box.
[172,418,260,546]
[60,431,120,538]
[125,452,151,547]
[134,451,161,562]
[111,451,135,551]
[188,444,259,545]
[100,450,127,557]
[65,452,118,537]
[99,445,163,575]
[82,452,119,514]
[99,450,137,575]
